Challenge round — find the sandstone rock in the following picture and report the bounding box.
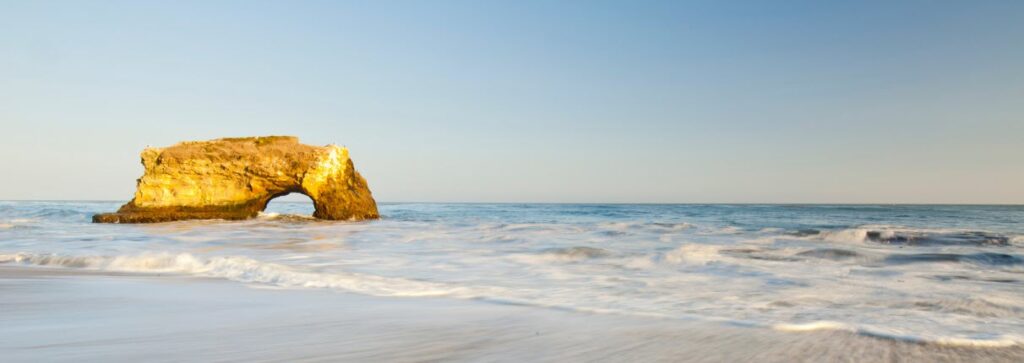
[93,136,379,223]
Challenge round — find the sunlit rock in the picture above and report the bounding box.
[93,136,379,223]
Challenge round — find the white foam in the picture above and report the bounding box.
[0,252,469,298]
[598,222,633,230]
[3,250,1022,348]
[774,321,853,332]
[820,228,872,243]
[931,336,1023,348]
[256,212,316,221]
[594,221,694,233]
[0,218,36,229]
[661,244,723,265]
[622,256,657,269]
[773,321,1022,348]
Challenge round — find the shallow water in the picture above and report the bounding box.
[2,201,1023,348]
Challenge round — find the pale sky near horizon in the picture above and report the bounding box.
[1,1,1022,203]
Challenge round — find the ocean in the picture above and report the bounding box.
[2,201,1023,361]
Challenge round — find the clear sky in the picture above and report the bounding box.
[1,0,1022,203]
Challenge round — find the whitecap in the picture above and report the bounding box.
[660,244,723,265]
[820,225,1011,246]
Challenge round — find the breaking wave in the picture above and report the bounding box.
[819,226,1011,246]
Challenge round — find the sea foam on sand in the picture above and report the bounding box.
[2,266,1023,363]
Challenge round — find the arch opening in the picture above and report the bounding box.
[262,191,316,217]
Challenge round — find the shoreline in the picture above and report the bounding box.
[2,266,1022,362]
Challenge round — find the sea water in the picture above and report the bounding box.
[1,201,1022,347]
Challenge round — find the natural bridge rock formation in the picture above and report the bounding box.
[93,136,379,223]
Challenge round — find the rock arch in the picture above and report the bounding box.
[93,136,379,223]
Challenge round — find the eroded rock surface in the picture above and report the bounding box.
[93,136,379,223]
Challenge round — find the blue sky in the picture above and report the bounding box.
[1,0,1022,203]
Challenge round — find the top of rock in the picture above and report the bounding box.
[177,136,300,146]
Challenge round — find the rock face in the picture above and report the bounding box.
[93,136,379,223]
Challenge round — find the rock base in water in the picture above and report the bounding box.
[93,136,379,223]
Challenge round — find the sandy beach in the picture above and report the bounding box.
[3,266,1022,362]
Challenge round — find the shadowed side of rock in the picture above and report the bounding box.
[93,136,379,223]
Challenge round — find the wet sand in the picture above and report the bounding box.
[1,266,1021,362]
